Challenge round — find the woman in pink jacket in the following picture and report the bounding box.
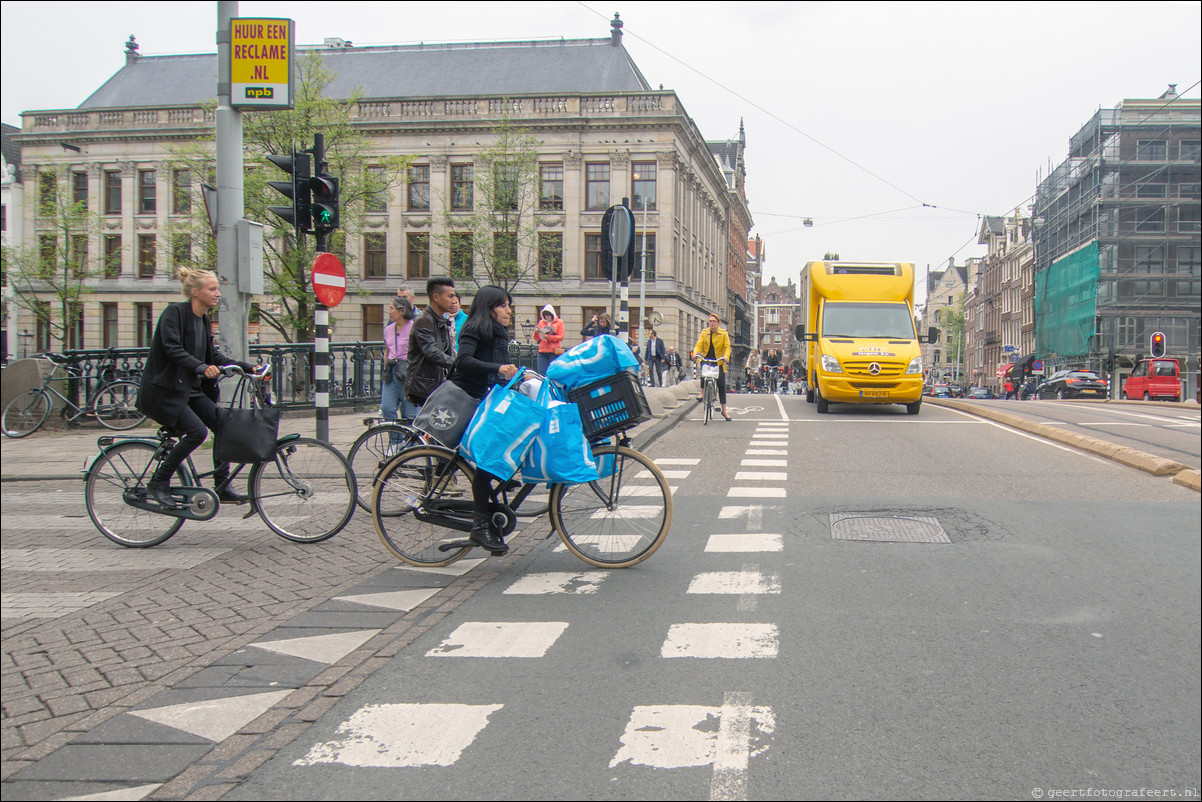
[533,303,565,374]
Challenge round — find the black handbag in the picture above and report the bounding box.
[214,375,280,464]
[412,377,480,448]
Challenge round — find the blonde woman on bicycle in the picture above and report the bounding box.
[693,313,733,422]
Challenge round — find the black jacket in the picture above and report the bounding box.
[136,302,250,427]
[581,320,613,338]
[450,320,510,400]
[405,307,456,403]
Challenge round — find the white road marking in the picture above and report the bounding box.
[656,458,702,465]
[745,449,788,456]
[336,589,441,612]
[251,630,381,664]
[705,534,782,552]
[727,487,787,498]
[745,440,788,447]
[425,621,569,658]
[394,558,485,576]
[662,624,779,659]
[294,703,503,767]
[688,569,781,595]
[502,572,607,594]
[734,471,788,481]
[740,459,787,467]
[131,690,294,742]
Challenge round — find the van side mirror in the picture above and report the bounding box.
[927,327,939,344]
[794,325,806,342]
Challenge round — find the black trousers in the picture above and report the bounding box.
[153,392,231,487]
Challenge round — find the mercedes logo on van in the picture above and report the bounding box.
[869,362,881,375]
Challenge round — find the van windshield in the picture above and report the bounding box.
[821,302,916,339]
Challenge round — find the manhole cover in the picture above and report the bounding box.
[829,513,950,543]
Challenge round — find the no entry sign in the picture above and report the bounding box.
[312,253,346,307]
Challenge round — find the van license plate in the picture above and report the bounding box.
[860,389,889,398]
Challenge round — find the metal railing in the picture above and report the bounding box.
[15,341,540,413]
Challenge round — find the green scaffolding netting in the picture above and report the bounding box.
[1036,243,1098,359]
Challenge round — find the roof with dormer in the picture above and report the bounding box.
[79,38,652,109]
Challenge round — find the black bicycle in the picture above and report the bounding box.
[346,416,432,511]
[83,367,356,547]
[3,351,145,437]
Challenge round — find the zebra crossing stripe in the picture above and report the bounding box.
[295,703,503,767]
[705,534,782,552]
[661,624,779,659]
[727,488,787,498]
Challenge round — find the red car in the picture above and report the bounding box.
[1123,358,1181,401]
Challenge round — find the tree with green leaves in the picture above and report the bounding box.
[167,51,408,343]
[431,113,551,298]
[823,252,840,261]
[942,292,966,381]
[6,165,104,350]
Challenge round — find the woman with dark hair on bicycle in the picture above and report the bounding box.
[137,268,258,507]
[448,285,519,555]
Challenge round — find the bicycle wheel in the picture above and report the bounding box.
[550,444,673,568]
[94,380,147,430]
[372,445,474,567]
[347,422,426,512]
[251,437,356,543]
[3,389,52,438]
[703,379,716,425]
[85,441,185,547]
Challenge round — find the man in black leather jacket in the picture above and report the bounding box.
[405,276,457,407]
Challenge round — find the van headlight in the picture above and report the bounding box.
[906,356,922,375]
[821,354,843,373]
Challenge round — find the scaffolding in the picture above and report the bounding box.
[1033,90,1200,395]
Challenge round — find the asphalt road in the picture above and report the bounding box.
[214,395,1201,800]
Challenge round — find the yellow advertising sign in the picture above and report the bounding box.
[230,18,293,109]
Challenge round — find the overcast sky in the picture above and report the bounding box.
[2,1,1199,303]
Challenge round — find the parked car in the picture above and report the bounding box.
[967,387,997,399]
[1037,369,1108,400]
[923,383,953,398]
[1122,358,1181,401]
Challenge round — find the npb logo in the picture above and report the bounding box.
[246,87,275,99]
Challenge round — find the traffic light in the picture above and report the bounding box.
[266,152,311,235]
[1150,331,1166,358]
[310,169,340,235]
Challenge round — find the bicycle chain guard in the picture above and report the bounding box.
[123,487,220,521]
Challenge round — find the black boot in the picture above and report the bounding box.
[146,467,176,507]
[214,466,249,504]
[469,511,507,555]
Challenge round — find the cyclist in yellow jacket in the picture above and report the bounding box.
[693,313,733,422]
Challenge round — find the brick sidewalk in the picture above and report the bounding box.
[1,395,693,797]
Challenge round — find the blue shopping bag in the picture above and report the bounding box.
[521,382,599,485]
[546,336,639,390]
[459,369,546,481]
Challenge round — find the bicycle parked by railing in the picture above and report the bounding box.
[3,350,145,437]
[83,367,356,548]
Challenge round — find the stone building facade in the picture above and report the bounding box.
[6,22,749,362]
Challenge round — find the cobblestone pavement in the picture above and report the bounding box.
[1,395,693,799]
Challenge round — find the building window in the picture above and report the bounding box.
[450,233,473,279]
[493,232,518,278]
[104,170,121,215]
[70,234,88,277]
[1136,208,1165,233]
[585,233,604,280]
[73,171,88,209]
[539,163,563,211]
[1137,183,1167,198]
[586,163,610,210]
[492,163,519,212]
[138,170,156,214]
[173,169,191,215]
[36,302,52,353]
[172,233,192,268]
[39,172,57,216]
[67,302,84,350]
[406,233,429,279]
[1177,205,1200,233]
[102,303,119,348]
[138,235,157,278]
[451,164,474,211]
[103,235,122,278]
[362,304,384,341]
[1181,140,1202,161]
[407,165,430,211]
[39,235,57,270]
[364,233,387,278]
[1178,246,1201,276]
[136,303,154,347]
[1136,140,1166,161]
[538,233,563,279]
[365,166,388,214]
[632,233,656,280]
[631,162,657,210]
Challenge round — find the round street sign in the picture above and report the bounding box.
[311,252,346,307]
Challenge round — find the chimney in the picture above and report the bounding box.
[124,35,140,65]
[610,13,624,46]
[1159,83,1178,100]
